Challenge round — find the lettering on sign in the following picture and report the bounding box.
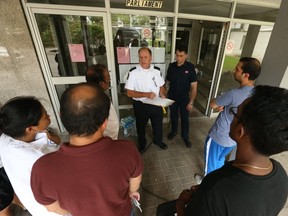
[126,0,163,8]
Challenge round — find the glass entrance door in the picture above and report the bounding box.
[196,21,224,114]
[30,9,111,130]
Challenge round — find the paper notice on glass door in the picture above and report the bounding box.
[117,47,130,63]
[68,44,86,62]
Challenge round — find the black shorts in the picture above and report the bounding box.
[0,167,14,210]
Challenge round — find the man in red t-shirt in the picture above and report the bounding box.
[31,83,144,216]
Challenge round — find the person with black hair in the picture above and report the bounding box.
[195,57,261,183]
[31,83,143,216]
[176,85,288,216]
[86,64,119,140]
[166,45,198,148]
[0,97,62,216]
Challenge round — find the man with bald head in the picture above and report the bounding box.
[31,83,144,216]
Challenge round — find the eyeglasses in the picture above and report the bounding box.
[229,107,239,119]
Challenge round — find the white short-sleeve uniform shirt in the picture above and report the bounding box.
[125,65,165,101]
[0,133,61,216]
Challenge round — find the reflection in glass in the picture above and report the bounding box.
[111,14,173,106]
[195,21,223,112]
[35,14,106,77]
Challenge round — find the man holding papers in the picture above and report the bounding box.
[125,47,168,153]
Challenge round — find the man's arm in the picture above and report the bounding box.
[126,89,156,99]
[129,174,142,200]
[165,80,170,90]
[159,85,166,98]
[209,98,224,112]
[44,130,61,144]
[189,82,197,104]
[45,201,70,215]
[176,185,199,216]
[186,82,198,111]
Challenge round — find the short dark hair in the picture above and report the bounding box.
[240,85,288,156]
[239,57,261,80]
[0,96,43,138]
[138,47,152,56]
[85,64,108,84]
[176,45,188,54]
[60,83,110,136]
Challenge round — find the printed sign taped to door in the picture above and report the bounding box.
[68,44,86,62]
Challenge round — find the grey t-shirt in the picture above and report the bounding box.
[208,86,254,147]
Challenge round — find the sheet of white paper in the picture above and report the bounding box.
[142,97,174,107]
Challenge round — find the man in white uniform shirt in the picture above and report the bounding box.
[125,47,167,153]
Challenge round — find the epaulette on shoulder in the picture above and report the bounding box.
[129,67,136,72]
[154,66,160,71]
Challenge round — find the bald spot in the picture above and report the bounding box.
[68,85,99,111]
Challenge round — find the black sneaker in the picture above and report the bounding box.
[167,132,177,140]
[184,139,192,148]
[157,142,168,150]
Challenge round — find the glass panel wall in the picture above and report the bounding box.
[195,21,224,113]
[179,0,231,17]
[218,23,273,95]
[35,14,106,77]
[111,14,173,106]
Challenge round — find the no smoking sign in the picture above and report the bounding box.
[226,41,234,50]
[143,28,152,39]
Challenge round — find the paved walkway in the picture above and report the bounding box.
[132,116,288,216]
[11,115,288,216]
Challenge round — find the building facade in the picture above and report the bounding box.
[1,0,287,132]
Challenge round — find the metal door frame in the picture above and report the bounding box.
[21,5,113,131]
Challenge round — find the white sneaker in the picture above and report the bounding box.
[194,174,203,185]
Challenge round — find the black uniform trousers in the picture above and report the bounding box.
[169,98,189,140]
[133,100,163,150]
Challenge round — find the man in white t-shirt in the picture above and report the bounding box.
[125,47,167,153]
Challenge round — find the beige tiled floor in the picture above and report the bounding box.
[133,115,288,216]
[11,112,288,216]
[132,116,215,216]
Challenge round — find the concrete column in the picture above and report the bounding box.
[256,0,288,88]
[241,25,260,58]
